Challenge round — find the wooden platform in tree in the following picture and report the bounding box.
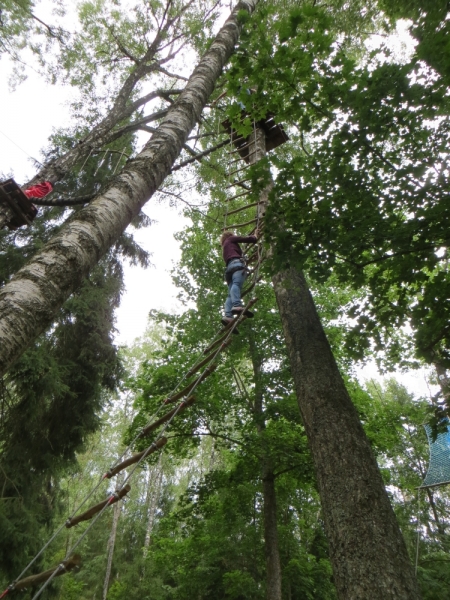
[0,178,37,229]
[222,114,289,163]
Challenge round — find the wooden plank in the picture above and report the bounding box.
[222,218,258,231]
[226,191,249,202]
[14,555,81,591]
[227,142,252,155]
[203,330,231,355]
[225,177,252,189]
[164,364,218,404]
[66,485,131,528]
[140,397,196,438]
[225,201,260,216]
[106,437,168,479]
[0,179,34,226]
[225,164,250,178]
[186,339,232,377]
[0,186,29,226]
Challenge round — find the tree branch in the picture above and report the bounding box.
[273,464,307,479]
[106,24,140,64]
[108,108,169,142]
[155,65,189,81]
[128,88,183,113]
[32,194,96,207]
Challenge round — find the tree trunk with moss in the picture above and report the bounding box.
[272,267,421,600]
[248,330,282,600]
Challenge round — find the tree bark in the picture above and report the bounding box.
[102,479,124,600]
[272,267,422,600]
[248,330,282,600]
[0,0,259,377]
[262,471,282,600]
[143,457,163,555]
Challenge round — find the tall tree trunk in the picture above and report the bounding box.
[102,483,123,600]
[271,266,422,600]
[261,469,282,600]
[0,0,259,377]
[248,330,282,600]
[143,458,163,555]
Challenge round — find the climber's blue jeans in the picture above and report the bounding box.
[224,259,247,317]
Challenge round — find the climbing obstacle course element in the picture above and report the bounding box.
[164,364,218,404]
[106,438,168,479]
[222,114,288,163]
[0,179,37,229]
[0,294,257,600]
[420,421,450,489]
[140,396,196,437]
[2,104,285,600]
[66,486,131,528]
[12,555,81,593]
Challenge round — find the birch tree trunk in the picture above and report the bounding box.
[271,267,422,600]
[0,0,259,377]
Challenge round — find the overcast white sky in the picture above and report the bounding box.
[0,7,436,400]
[0,58,190,345]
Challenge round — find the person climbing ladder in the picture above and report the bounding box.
[221,230,259,328]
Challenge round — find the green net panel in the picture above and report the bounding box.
[421,422,450,489]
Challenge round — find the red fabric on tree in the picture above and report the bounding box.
[24,181,53,199]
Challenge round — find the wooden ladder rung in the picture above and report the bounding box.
[222,218,258,231]
[186,339,232,378]
[225,202,260,217]
[140,397,196,438]
[228,156,245,166]
[105,437,167,479]
[66,486,131,528]
[164,364,218,404]
[225,178,251,189]
[225,164,250,178]
[13,555,82,591]
[246,247,260,264]
[203,330,231,355]
[226,191,249,202]
[227,140,253,155]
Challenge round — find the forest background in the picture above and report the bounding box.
[0,1,449,599]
